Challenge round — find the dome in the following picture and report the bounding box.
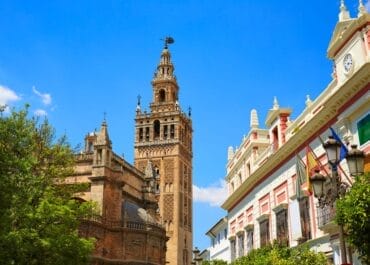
[122,201,155,223]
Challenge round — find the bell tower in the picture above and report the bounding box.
[134,38,193,265]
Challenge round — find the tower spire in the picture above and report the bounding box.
[339,0,351,21]
[250,109,259,129]
[358,0,367,17]
[150,37,179,111]
[96,118,111,148]
[152,37,176,84]
[136,95,141,114]
[273,96,279,110]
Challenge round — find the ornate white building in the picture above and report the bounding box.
[219,2,370,264]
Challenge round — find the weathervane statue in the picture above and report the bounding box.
[163,36,174,48]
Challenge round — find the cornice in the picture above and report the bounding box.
[272,203,288,213]
[222,63,370,211]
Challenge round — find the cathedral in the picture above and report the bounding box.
[70,39,193,265]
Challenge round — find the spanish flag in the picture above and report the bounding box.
[305,146,321,195]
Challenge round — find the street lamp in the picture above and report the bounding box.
[323,136,342,165]
[310,169,326,200]
[192,247,202,265]
[346,145,365,176]
[310,135,365,265]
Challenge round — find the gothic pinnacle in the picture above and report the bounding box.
[339,0,351,21]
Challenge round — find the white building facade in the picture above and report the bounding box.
[222,3,370,265]
[205,217,231,263]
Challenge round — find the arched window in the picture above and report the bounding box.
[159,89,166,102]
[154,120,160,139]
[170,124,175,139]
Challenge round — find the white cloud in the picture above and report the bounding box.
[34,109,47,116]
[0,85,20,106]
[193,179,228,207]
[32,86,52,105]
[366,0,370,11]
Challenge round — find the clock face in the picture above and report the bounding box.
[343,53,353,73]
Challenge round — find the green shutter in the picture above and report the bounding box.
[358,113,370,145]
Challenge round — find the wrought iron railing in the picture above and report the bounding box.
[317,205,336,227]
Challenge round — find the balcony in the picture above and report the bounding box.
[82,214,165,234]
[317,205,338,234]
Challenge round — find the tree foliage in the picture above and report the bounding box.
[336,172,370,264]
[0,107,95,265]
[230,243,327,265]
[202,259,227,265]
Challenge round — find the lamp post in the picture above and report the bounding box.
[192,247,203,265]
[310,136,365,265]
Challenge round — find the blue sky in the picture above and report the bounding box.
[1,0,369,251]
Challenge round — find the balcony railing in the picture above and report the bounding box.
[82,215,165,233]
[317,205,336,228]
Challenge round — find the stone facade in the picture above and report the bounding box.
[68,43,192,265]
[69,121,167,264]
[134,44,193,265]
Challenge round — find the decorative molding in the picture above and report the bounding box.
[244,223,254,231]
[272,203,288,213]
[228,235,236,241]
[236,230,244,236]
[222,64,370,211]
[256,213,269,223]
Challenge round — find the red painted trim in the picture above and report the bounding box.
[312,104,323,115]
[227,84,370,211]
[298,120,305,128]
[286,178,292,245]
[310,195,317,239]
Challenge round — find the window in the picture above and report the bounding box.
[159,89,166,102]
[139,128,143,142]
[224,228,227,239]
[276,209,288,246]
[155,183,160,194]
[145,127,150,141]
[170,124,175,138]
[259,219,269,247]
[97,149,102,164]
[153,120,160,139]
[237,233,244,257]
[230,240,236,261]
[217,233,220,244]
[246,229,254,253]
[299,197,311,242]
[358,113,370,145]
[163,125,168,139]
[211,238,215,248]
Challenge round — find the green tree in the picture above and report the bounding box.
[202,259,228,265]
[0,106,95,265]
[336,172,370,264]
[230,243,326,265]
